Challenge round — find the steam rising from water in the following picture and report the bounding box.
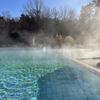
[31,1,100,59]
[61,48,100,59]
[83,6,100,49]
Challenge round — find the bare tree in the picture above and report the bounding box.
[51,8,59,21]
[24,0,43,18]
[67,8,77,21]
[2,11,11,20]
[59,7,68,20]
[42,7,51,19]
[93,0,100,7]
[24,0,44,30]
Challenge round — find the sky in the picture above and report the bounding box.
[0,0,92,17]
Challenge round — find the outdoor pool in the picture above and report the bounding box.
[0,48,100,100]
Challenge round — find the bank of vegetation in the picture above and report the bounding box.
[0,0,98,48]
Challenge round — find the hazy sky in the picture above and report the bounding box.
[0,0,92,17]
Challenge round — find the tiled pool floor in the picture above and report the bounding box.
[38,64,100,100]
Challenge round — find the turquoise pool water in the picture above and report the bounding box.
[0,48,100,100]
[0,48,68,100]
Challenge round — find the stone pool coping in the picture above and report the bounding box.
[71,59,100,76]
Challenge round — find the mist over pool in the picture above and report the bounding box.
[0,48,99,100]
